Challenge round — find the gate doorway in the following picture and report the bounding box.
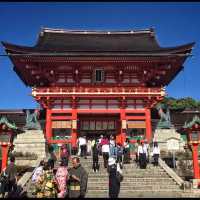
[77,114,120,139]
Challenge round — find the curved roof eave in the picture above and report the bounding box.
[1,41,195,56]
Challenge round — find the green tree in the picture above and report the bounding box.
[159,97,200,110]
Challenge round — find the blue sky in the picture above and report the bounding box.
[0,2,200,109]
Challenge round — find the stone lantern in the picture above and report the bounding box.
[0,116,21,171]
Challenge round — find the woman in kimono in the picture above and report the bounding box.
[55,160,69,198]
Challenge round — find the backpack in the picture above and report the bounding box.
[117,146,123,156]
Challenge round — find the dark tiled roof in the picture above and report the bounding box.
[2,28,195,55]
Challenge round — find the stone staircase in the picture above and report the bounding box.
[26,155,185,198]
[13,130,47,160]
[82,157,183,198]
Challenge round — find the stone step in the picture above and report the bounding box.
[68,162,163,168]
[67,167,165,173]
[87,177,173,182]
[88,185,180,190]
[88,179,176,184]
[86,191,183,198]
[86,168,166,173]
[88,181,177,186]
[86,192,182,198]
[87,174,170,179]
[14,140,46,144]
[15,136,45,140]
[87,172,169,177]
[15,133,45,137]
[14,146,45,150]
[86,189,182,194]
[14,147,46,151]
[70,162,163,170]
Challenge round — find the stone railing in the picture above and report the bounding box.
[16,158,41,196]
[159,158,185,187]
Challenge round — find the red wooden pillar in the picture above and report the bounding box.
[192,143,200,179]
[145,108,152,143]
[71,109,77,148]
[1,144,9,171]
[46,108,52,143]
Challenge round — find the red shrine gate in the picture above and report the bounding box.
[32,86,164,147]
[2,28,194,148]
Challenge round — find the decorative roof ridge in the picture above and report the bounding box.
[0,116,18,130]
[40,27,155,35]
[183,115,200,129]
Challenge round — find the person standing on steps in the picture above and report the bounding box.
[78,135,87,159]
[123,138,131,164]
[152,142,160,167]
[144,139,150,164]
[101,135,110,168]
[107,157,121,198]
[92,139,100,172]
[138,141,147,169]
[39,161,57,198]
[109,135,117,158]
[60,144,69,167]
[109,139,117,160]
[31,160,45,195]
[55,160,69,198]
[87,138,92,156]
[116,143,124,168]
[98,134,104,156]
[47,145,57,170]
[5,156,18,197]
[67,156,88,198]
[135,139,140,167]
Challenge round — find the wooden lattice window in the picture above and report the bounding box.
[94,69,104,82]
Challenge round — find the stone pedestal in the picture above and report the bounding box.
[192,179,200,189]
[13,130,47,161]
[153,128,185,151]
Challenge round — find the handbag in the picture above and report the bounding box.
[116,171,123,182]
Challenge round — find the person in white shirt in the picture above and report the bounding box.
[137,141,147,169]
[97,135,104,156]
[87,139,92,156]
[101,136,110,168]
[78,136,87,159]
[123,138,131,164]
[143,139,150,163]
[152,142,160,166]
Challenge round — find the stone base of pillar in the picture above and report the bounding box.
[153,128,185,151]
[13,130,47,162]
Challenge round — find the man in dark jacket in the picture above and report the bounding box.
[68,156,88,198]
[5,156,17,197]
[107,157,121,198]
[92,139,100,172]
